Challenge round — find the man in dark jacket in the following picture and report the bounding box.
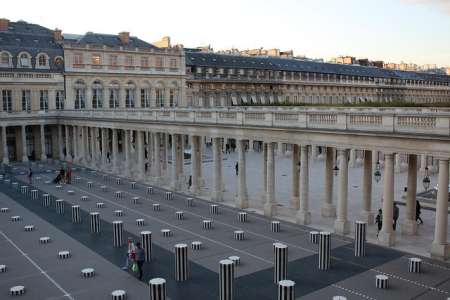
[393,203,399,231]
[135,242,145,280]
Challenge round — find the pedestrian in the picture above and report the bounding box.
[235,162,239,176]
[416,200,424,224]
[226,144,230,154]
[27,167,33,184]
[375,209,382,237]
[107,152,111,163]
[135,241,145,281]
[123,238,135,270]
[66,165,72,184]
[188,175,192,189]
[393,203,399,231]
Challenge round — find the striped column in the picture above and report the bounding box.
[310,231,319,244]
[408,258,422,273]
[175,243,189,281]
[354,221,366,257]
[271,221,281,232]
[219,259,234,300]
[278,280,295,300]
[42,194,50,207]
[113,221,123,247]
[273,242,288,284]
[90,212,100,233]
[375,275,389,289]
[55,199,64,215]
[30,190,38,200]
[71,205,81,224]
[318,232,331,270]
[238,212,247,222]
[149,278,166,300]
[141,231,152,262]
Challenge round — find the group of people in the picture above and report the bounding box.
[123,238,146,280]
[53,165,72,184]
[376,200,424,236]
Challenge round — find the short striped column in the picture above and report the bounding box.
[273,242,288,284]
[67,190,75,195]
[161,229,172,237]
[219,259,234,300]
[24,225,35,232]
[55,199,64,215]
[0,207,9,213]
[408,258,422,273]
[271,221,281,233]
[58,250,71,259]
[42,194,50,207]
[165,192,173,200]
[96,202,104,209]
[39,236,51,244]
[90,212,100,234]
[191,241,202,250]
[354,221,367,257]
[310,231,319,244]
[318,232,331,270]
[228,256,240,266]
[175,211,184,220]
[278,280,295,300]
[11,216,21,222]
[74,176,81,182]
[103,174,108,181]
[100,185,107,192]
[71,205,81,224]
[210,204,219,214]
[55,184,62,190]
[10,285,25,296]
[20,185,28,194]
[149,278,166,300]
[136,218,145,226]
[87,181,93,188]
[0,264,6,272]
[132,196,139,204]
[153,203,161,211]
[113,221,123,247]
[81,268,95,278]
[115,191,122,198]
[186,197,194,207]
[111,290,126,300]
[234,230,245,240]
[332,297,347,300]
[238,212,247,222]
[203,219,213,229]
[130,181,136,189]
[116,178,121,185]
[141,231,152,262]
[175,243,189,281]
[81,196,88,201]
[147,186,154,194]
[30,190,38,200]
[12,182,18,189]
[375,274,389,289]
[114,210,123,217]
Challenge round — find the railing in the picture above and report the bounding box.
[1,107,450,137]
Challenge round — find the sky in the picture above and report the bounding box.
[2,0,450,66]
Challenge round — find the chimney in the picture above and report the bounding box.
[53,28,62,41]
[153,36,171,48]
[119,31,130,44]
[0,18,9,31]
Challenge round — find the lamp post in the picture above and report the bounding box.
[374,152,381,183]
[333,149,339,176]
[422,167,431,191]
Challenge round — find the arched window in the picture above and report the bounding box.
[37,54,48,67]
[140,82,151,108]
[74,79,86,109]
[92,80,103,109]
[18,52,31,68]
[155,82,165,107]
[0,52,11,66]
[125,81,136,108]
[109,81,120,108]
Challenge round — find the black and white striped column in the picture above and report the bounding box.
[219,259,234,300]
[186,197,193,207]
[234,230,245,240]
[130,181,136,189]
[30,189,38,200]
[318,231,331,270]
[55,199,64,215]
[141,231,152,262]
[375,275,389,289]
[273,242,288,284]
[111,290,126,300]
[278,280,295,300]
[147,186,154,194]
[153,203,160,211]
[271,221,281,232]
[149,278,166,300]
[42,194,50,207]
[175,211,184,220]
[354,221,366,257]
[203,219,213,229]
[90,212,100,234]
[175,243,189,281]
[210,204,219,214]
[408,258,422,273]
[71,205,81,224]
[238,212,247,222]
[132,196,139,204]
[309,231,319,244]
[113,221,123,247]
[165,192,173,200]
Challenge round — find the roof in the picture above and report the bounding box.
[0,20,64,72]
[186,51,450,83]
[63,32,158,50]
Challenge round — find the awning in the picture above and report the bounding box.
[260,95,266,105]
[241,95,248,104]
[231,96,238,106]
[250,95,257,104]
[269,95,274,104]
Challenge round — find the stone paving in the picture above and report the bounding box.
[0,162,449,299]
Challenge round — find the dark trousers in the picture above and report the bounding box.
[137,260,144,280]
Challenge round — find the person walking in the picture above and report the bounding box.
[27,167,33,184]
[416,200,424,224]
[375,209,382,237]
[235,162,239,176]
[393,203,399,231]
[123,238,135,270]
[135,242,145,281]
[66,165,72,184]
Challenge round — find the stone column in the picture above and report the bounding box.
[2,126,9,164]
[431,159,449,260]
[212,137,223,202]
[164,133,170,175]
[395,153,402,173]
[190,135,200,194]
[171,134,179,190]
[123,130,131,176]
[236,139,249,209]
[137,131,145,179]
[264,142,276,216]
[291,144,300,210]
[81,127,87,164]
[322,147,336,217]
[65,125,71,161]
[21,125,28,162]
[334,149,350,235]
[401,154,418,235]
[349,149,356,168]
[72,126,78,163]
[311,145,318,161]
[161,133,168,174]
[419,154,427,175]
[57,125,64,160]
[89,127,95,166]
[112,129,118,173]
[153,132,161,182]
[360,150,374,224]
[176,135,184,177]
[379,153,395,246]
[297,145,311,224]
[40,124,46,161]
[101,128,108,169]
[262,143,268,203]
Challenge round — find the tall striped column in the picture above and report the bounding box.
[113,221,123,247]
[71,205,81,224]
[278,280,295,300]
[354,221,367,257]
[141,231,152,262]
[219,259,234,300]
[55,199,64,215]
[149,278,166,300]
[90,212,100,234]
[273,242,288,284]
[318,232,331,270]
[175,243,188,281]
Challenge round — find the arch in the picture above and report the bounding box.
[74,79,86,88]
[0,51,12,66]
[170,80,179,88]
[17,51,31,68]
[90,78,104,87]
[155,80,166,88]
[54,56,64,66]
[36,52,49,68]
[125,80,136,89]
[109,80,120,89]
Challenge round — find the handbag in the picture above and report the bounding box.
[131,262,138,273]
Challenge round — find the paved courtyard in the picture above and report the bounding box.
[0,161,449,299]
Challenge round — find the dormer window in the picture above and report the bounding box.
[18,52,31,68]
[0,52,11,67]
[37,53,49,68]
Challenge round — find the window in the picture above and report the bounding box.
[141,88,150,108]
[37,54,48,67]
[91,54,101,66]
[2,90,12,112]
[109,82,120,108]
[40,90,49,111]
[74,80,86,109]
[155,88,164,107]
[56,91,64,110]
[169,89,176,107]
[141,56,149,68]
[109,55,118,67]
[54,57,64,67]
[1,52,11,66]
[19,53,30,68]
[169,58,177,69]
[92,80,103,108]
[22,90,31,112]
[125,56,134,69]
[73,53,83,66]
[155,57,163,69]
[125,81,135,108]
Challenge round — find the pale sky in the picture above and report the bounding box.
[3,0,450,66]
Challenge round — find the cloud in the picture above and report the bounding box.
[401,0,450,15]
